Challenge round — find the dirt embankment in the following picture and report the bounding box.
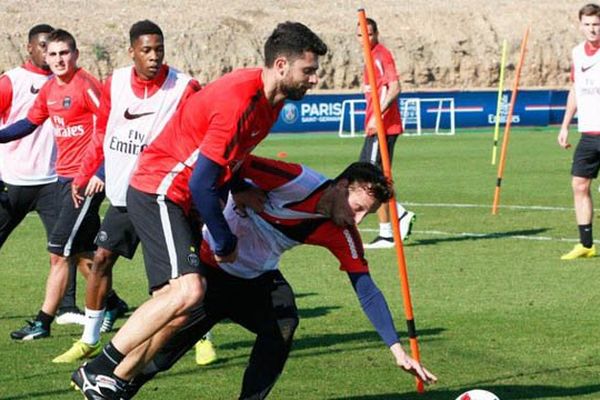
[0,0,585,90]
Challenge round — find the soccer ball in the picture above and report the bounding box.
[455,389,500,400]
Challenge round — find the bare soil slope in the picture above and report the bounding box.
[0,0,585,90]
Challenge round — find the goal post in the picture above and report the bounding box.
[338,97,456,137]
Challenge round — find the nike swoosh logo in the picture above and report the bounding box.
[124,108,155,120]
[582,63,598,73]
[47,100,57,105]
[30,85,40,94]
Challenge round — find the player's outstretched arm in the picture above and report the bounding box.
[390,343,437,384]
[0,118,38,143]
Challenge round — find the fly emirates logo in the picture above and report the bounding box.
[51,115,84,138]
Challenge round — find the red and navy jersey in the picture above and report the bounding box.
[130,68,283,212]
[27,68,101,178]
[363,43,402,136]
[200,155,370,277]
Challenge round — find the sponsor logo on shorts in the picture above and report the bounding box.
[47,242,62,248]
[97,231,108,243]
[187,253,200,267]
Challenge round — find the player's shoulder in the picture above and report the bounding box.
[207,68,262,97]
[75,68,102,89]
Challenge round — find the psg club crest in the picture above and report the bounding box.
[282,103,299,124]
[63,96,72,109]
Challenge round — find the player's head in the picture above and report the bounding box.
[579,4,600,44]
[129,20,165,80]
[46,29,79,79]
[27,24,54,71]
[356,18,379,48]
[264,21,328,100]
[331,162,394,225]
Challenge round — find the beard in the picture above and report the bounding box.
[281,78,309,101]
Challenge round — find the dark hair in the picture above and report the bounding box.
[334,162,393,204]
[47,29,77,51]
[580,3,600,20]
[365,18,378,33]
[264,21,327,67]
[28,24,54,43]
[129,20,163,46]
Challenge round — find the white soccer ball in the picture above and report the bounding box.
[455,389,500,400]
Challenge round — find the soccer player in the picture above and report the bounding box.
[116,156,437,399]
[356,18,416,249]
[0,24,84,326]
[558,3,600,260]
[52,20,200,363]
[0,29,105,340]
[72,21,329,399]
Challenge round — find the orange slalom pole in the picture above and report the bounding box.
[358,9,424,393]
[492,27,530,215]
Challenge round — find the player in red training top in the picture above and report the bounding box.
[0,24,85,327]
[356,18,417,250]
[53,20,201,364]
[72,21,329,399]
[0,29,105,341]
[114,156,437,399]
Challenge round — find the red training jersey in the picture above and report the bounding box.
[27,68,102,178]
[363,43,402,136]
[130,68,284,212]
[200,155,370,275]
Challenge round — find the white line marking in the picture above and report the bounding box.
[360,228,586,244]
[403,201,577,212]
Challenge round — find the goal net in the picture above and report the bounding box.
[338,97,456,137]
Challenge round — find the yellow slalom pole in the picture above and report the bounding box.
[492,27,530,215]
[358,9,425,393]
[491,39,508,165]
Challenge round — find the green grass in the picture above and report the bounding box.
[2,127,600,399]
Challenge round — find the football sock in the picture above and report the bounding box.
[379,222,393,238]
[578,224,593,248]
[36,310,54,331]
[82,308,105,345]
[87,340,125,375]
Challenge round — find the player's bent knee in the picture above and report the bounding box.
[92,247,117,275]
[169,273,205,312]
[278,316,299,344]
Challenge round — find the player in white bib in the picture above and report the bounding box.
[53,20,200,363]
[558,3,600,260]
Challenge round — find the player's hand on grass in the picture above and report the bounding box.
[390,343,437,384]
[557,127,571,149]
[232,187,266,214]
[84,176,105,197]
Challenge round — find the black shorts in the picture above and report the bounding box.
[48,180,104,257]
[147,268,298,376]
[359,134,399,167]
[95,205,140,259]
[0,182,57,248]
[572,134,600,178]
[126,186,205,292]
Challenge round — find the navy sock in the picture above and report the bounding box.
[36,310,53,331]
[106,290,120,310]
[87,341,125,376]
[578,224,593,248]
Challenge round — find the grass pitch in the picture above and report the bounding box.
[2,127,600,399]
